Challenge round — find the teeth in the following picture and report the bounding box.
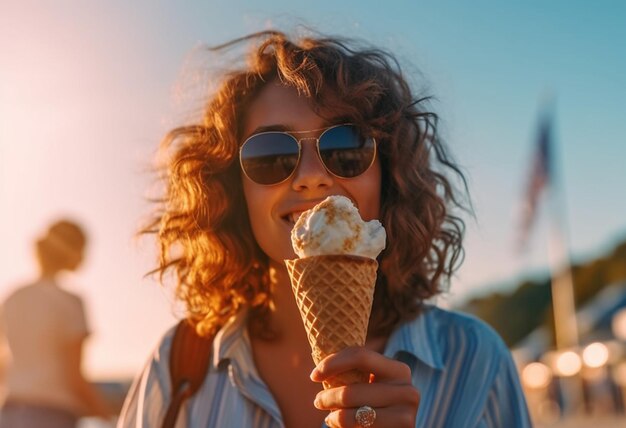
[289,212,304,224]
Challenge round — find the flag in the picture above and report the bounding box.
[518,112,553,250]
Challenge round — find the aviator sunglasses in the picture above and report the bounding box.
[239,124,377,185]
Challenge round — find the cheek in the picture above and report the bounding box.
[242,178,268,233]
[242,176,294,261]
[349,159,382,221]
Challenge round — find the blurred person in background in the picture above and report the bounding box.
[0,219,111,428]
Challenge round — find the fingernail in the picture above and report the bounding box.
[313,397,320,408]
[310,367,319,380]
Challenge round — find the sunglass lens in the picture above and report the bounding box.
[318,125,376,178]
[240,133,299,185]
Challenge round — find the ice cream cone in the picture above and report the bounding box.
[285,254,378,389]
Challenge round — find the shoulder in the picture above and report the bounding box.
[118,323,178,427]
[3,283,81,312]
[54,287,84,308]
[415,305,511,368]
[11,283,83,305]
[430,306,508,350]
[127,322,178,396]
[400,307,531,425]
[50,288,88,325]
[154,323,177,366]
[3,284,36,305]
[143,323,177,381]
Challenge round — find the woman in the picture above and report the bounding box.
[119,31,531,427]
[0,220,111,427]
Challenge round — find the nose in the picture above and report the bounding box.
[291,138,333,191]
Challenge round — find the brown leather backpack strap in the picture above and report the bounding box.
[162,319,214,428]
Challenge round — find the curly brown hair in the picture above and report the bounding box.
[144,30,468,338]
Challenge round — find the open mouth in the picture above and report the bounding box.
[282,211,306,227]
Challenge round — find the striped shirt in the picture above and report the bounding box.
[117,306,531,427]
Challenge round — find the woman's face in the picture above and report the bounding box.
[241,82,382,265]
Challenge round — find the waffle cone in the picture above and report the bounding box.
[285,255,378,389]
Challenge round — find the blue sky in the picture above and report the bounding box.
[1,1,625,377]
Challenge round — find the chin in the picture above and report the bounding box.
[266,248,297,265]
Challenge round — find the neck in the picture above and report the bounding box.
[261,260,310,346]
[38,269,58,283]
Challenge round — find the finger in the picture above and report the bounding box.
[311,347,412,383]
[314,383,420,411]
[325,407,416,428]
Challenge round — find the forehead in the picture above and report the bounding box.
[242,82,330,139]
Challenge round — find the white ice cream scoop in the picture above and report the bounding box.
[290,195,386,259]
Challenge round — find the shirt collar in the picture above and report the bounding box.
[212,309,250,370]
[383,305,444,370]
[210,309,284,424]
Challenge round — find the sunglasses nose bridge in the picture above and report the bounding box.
[291,136,333,184]
[297,136,326,165]
[297,136,319,144]
[295,136,320,161]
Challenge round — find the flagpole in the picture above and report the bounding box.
[547,199,578,350]
[543,102,579,350]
